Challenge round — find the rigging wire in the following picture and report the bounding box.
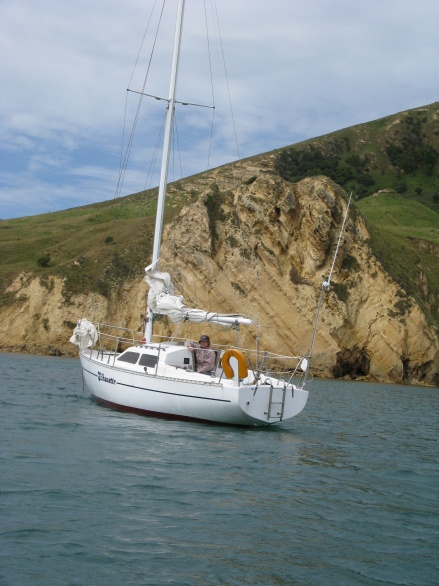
[203,0,216,170]
[173,115,183,181]
[144,111,167,192]
[127,0,159,89]
[86,1,246,328]
[115,0,166,201]
[82,2,166,323]
[119,0,159,173]
[209,0,256,324]
[325,191,353,288]
[303,192,353,383]
[210,0,241,188]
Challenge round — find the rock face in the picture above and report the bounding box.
[158,173,439,386]
[1,170,438,386]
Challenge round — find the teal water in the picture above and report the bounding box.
[1,352,438,585]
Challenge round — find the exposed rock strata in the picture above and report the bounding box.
[1,173,438,386]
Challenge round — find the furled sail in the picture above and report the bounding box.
[145,266,253,326]
[70,319,98,350]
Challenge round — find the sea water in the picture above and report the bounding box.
[1,352,438,585]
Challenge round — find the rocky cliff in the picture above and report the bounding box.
[1,164,438,386]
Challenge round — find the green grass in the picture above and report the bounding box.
[358,192,439,235]
[275,102,439,211]
[0,185,190,304]
[270,102,439,327]
[1,102,439,329]
[357,193,439,325]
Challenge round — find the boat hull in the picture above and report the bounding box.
[80,351,308,427]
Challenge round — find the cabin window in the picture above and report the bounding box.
[117,351,140,364]
[139,354,159,368]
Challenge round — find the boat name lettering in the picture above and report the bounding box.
[98,372,116,385]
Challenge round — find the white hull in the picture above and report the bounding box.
[79,346,308,427]
[67,0,349,428]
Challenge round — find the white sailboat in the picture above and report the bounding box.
[70,0,350,426]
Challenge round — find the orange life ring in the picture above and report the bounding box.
[221,349,248,379]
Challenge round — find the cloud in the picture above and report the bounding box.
[1,0,439,219]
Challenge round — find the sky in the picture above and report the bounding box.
[1,0,438,220]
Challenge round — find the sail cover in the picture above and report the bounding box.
[145,266,253,326]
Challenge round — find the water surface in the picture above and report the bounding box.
[1,353,438,585]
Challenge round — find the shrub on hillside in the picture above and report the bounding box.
[36,254,51,267]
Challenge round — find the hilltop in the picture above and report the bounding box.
[0,103,438,385]
[275,102,439,211]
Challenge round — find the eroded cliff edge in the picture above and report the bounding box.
[1,172,438,386]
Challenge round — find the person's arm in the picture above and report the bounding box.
[184,340,198,353]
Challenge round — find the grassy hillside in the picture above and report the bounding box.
[274,102,439,326]
[356,193,439,325]
[275,102,439,212]
[1,103,438,327]
[0,184,196,303]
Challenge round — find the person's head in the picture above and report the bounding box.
[199,335,210,347]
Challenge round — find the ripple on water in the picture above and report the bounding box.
[1,354,438,585]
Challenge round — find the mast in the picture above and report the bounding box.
[145,0,185,343]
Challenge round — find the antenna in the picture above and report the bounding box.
[302,191,353,385]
